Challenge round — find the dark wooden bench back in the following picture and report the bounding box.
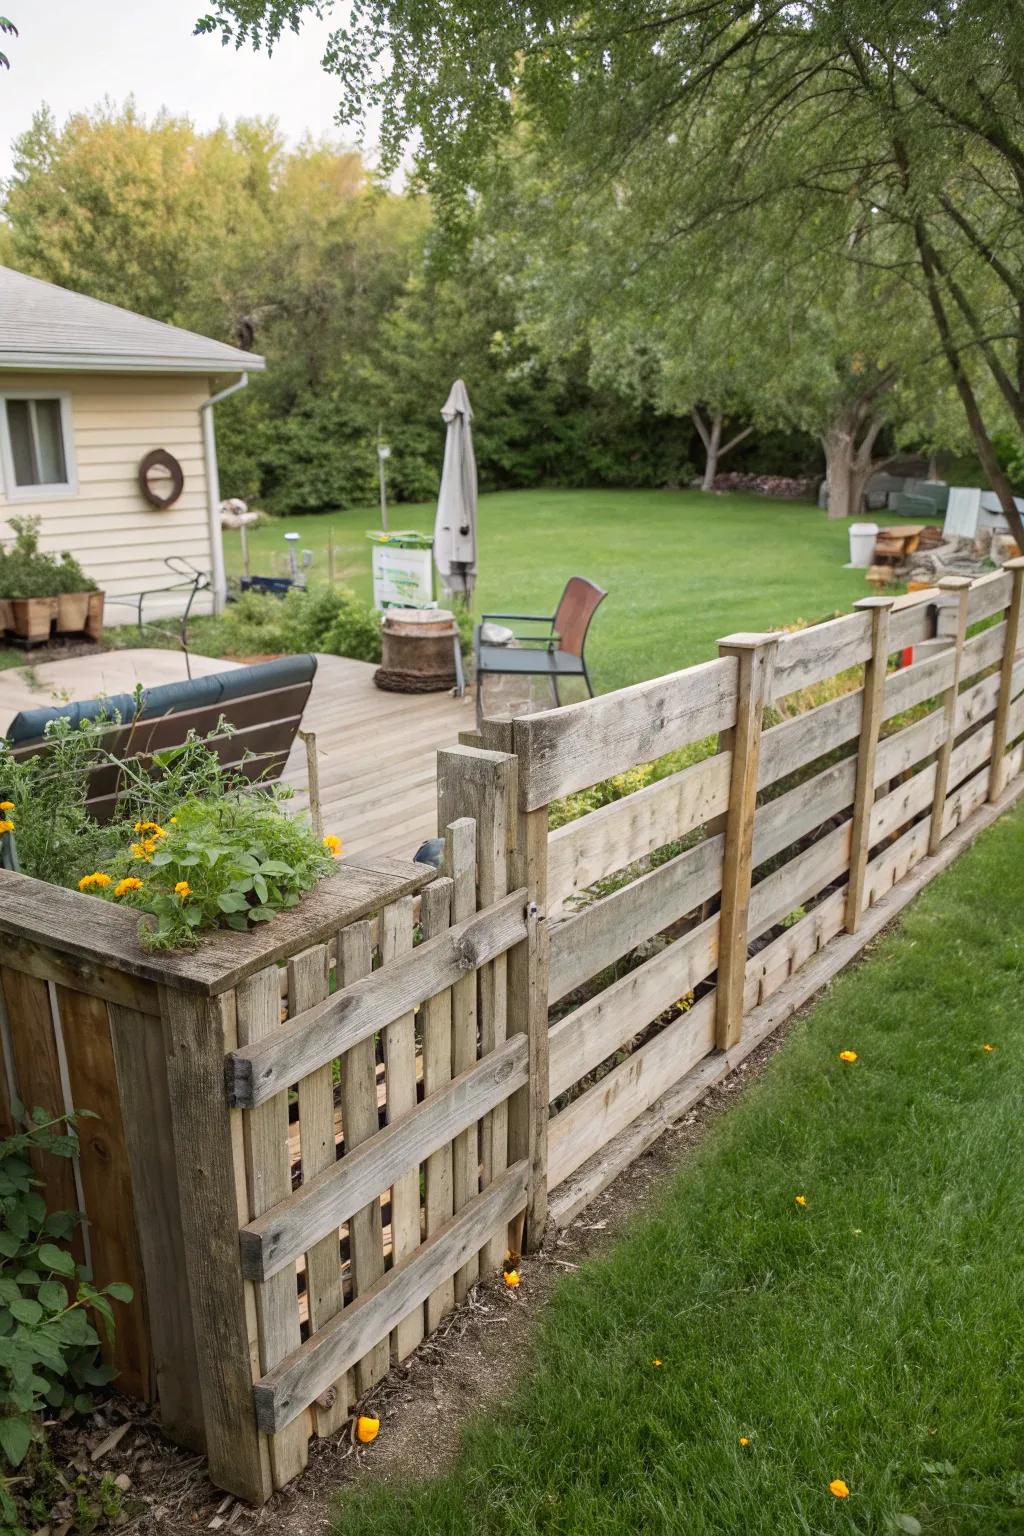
[4,655,317,824]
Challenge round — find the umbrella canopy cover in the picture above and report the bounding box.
[434,378,478,598]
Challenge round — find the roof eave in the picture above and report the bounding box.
[0,352,266,375]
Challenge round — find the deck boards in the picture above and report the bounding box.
[0,648,473,862]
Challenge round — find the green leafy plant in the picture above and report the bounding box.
[0,1107,132,1502]
[0,517,97,600]
[94,790,335,950]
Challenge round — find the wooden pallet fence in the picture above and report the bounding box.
[498,562,1024,1228]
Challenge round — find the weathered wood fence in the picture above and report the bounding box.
[0,560,1021,1502]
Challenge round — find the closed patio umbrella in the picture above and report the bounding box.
[433,378,477,602]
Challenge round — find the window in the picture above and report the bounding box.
[0,393,76,500]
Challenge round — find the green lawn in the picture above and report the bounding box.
[331,805,1024,1536]
[226,490,911,693]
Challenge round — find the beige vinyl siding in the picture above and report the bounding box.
[0,372,217,620]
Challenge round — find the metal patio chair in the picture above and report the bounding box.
[473,575,606,729]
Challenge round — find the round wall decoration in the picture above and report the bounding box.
[138,448,185,509]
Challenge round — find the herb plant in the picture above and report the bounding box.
[0,517,97,600]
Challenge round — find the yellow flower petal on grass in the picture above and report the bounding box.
[829,1479,850,1499]
[0,819,14,836]
[739,1436,750,1447]
[0,800,14,811]
[795,1194,808,1207]
[652,1359,662,1367]
[838,1050,858,1063]
[504,1269,521,1288]
[355,1415,379,1444]
[982,1043,995,1052]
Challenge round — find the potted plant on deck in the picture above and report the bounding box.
[0,515,104,645]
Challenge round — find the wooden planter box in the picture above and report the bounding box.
[0,854,435,1483]
[0,590,104,645]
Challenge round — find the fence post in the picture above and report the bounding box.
[714,633,779,1052]
[845,596,895,932]
[479,719,550,1253]
[929,576,971,855]
[989,557,1024,802]
[436,745,518,1272]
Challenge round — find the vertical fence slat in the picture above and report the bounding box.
[159,985,272,1505]
[108,1001,206,1452]
[990,557,1024,801]
[381,896,423,1361]
[420,877,456,1331]
[0,967,80,1229]
[442,817,480,1300]
[236,966,309,1487]
[56,986,151,1401]
[337,920,389,1397]
[846,597,895,931]
[714,634,779,1051]
[929,577,971,854]
[290,944,348,1436]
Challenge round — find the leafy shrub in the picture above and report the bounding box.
[91,791,335,950]
[0,517,97,600]
[0,1107,131,1497]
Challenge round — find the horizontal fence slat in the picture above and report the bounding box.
[961,619,1007,679]
[966,569,1011,623]
[512,656,738,811]
[758,692,862,789]
[548,915,719,1099]
[546,750,731,912]
[955,671,1001,736]
[547,835,724,1005]
[240,1033,528,1283]
[547,994,717,1189]
[752,756,857,870]
[883,648,956,720]
[889,592,938,652]
[743,888,848,1011]
[227,890,528,1108]
[875,707,946,784]
[747,822,851,943]
[253,1161,528,1433]
[771,612,872,700]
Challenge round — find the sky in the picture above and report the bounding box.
[0,0,371,182]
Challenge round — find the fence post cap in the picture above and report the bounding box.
[853,594,897,610]
[1002,555,1024,571]
[716,630,781,652]
[936,575,973,590]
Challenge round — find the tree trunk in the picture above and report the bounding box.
[693,408,753,492]
[821,426,856,520]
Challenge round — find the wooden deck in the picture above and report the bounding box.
[0,648,475,861]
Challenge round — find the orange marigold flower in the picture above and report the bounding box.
[794,1194,808,1207]
[133,820,165,837]
[829,1479,850,1499]
[114,877,143,898]
[78,872,112,891]
[174,881,191,899]
[838,1050,858,1063]
[504,1269,521,1288]
[0,801,14,811]
[0,819,14,836]
[355,1415,379,1444]
[323,833,342,856]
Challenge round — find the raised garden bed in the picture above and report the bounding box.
[0,588,105,645]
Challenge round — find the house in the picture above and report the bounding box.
[0,266,264,620]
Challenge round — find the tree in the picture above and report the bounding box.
[203,0,1024,542]
[0,14,16,70]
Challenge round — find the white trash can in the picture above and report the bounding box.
[848,522,878,568]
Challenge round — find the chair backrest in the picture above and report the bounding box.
[4,654,317,824]
[553,577,607,659]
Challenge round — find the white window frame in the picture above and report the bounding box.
[0,390,78,502]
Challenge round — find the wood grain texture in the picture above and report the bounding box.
[419,879,456,1331]
[158,985,271,1504]
[990,562,1024,800]
[715,634,778,1050]
[290,945,347,1437]
[845,598,894,931]
[757,691,862,790]
[747,822,852,944]
[439,816,479,1300]
[0,967,79,1226]
[335,922,388,1399]
[57,987,150,1401]
[108,1003,205,1450]
[380,898,424,1362]
[546,751,732,913]
[0,939,161,1014]
[227,890,527,1109]
[883,647,956,721]
[253,1163,529,1435]
[929,580,971,854]
[236,967,309,1486]
[511,656,738,810]
[771,611,871,700]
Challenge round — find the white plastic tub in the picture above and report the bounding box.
[848,522,879,568]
